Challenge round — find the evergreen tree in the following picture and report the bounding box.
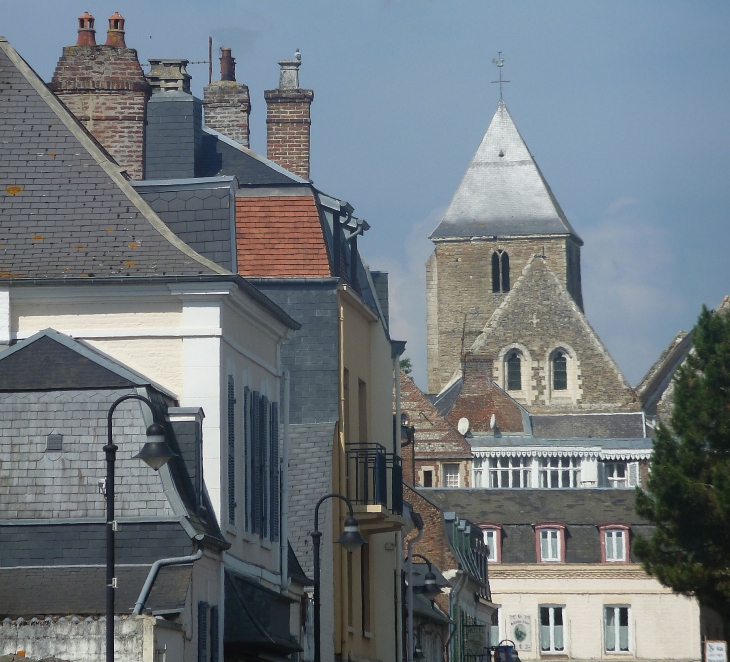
[635,304,730,621]
[400,358,412,375]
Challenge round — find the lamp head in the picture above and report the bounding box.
[133,422,177,471]
[422,570,441,601]
[414,644,425,661]
[336,516,367,553]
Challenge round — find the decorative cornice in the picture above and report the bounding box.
[488,563,650,580]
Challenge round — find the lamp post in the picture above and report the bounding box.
[105,394,177,662]
[310,492,367,662]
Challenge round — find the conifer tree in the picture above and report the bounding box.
[635,304,730,621]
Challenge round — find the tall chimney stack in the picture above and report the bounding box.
[49,13,150,179]
[202,48,251,147]
[264,51,313,179]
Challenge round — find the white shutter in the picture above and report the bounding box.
[628,462,640,487]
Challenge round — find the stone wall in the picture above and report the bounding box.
[426,236,582,394]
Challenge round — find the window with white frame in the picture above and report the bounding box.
[604,606,630,653]
[482,527,500,563]
[605,462,627,488]
[604,529,626,562]
[443,464,460,488]
[539,529,561,562]
[539,457,581,488]
[489,456,532,488]
[472,457,483,487]
[539,606,565,652]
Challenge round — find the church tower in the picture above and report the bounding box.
[426,100,584,394]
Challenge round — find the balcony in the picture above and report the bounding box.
[345,443,403,526]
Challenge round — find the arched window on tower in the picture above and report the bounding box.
[492,251,510,293]
[553,352,567,391]
[507,352,522,391]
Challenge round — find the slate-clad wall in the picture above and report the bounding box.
[145,93,203,179]
[0,389,173,519]
[252,283,339,424]
[135,184,233,270]
[0,522,191,566]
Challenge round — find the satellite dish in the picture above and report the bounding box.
[490,414,496,430]
[457,417,469,435]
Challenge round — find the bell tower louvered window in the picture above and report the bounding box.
[492,251,510,293]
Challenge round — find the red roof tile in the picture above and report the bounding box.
[235,196,331,277]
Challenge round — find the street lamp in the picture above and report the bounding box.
[310,492,366,662]
[412,554,441,602]
[105,394,177,662]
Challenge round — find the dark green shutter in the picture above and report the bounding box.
[198,600,208,661]
[243,386,251,532]
[252,391,261,535]
[227,377,235,525]
[270,401,280,542]
[260,395,270,539]
[210,605,219,662]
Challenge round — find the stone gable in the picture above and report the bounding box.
[466,254,638,413]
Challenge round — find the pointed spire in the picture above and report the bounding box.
[431,101,581,242]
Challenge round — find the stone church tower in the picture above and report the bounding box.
[426,100,638,413]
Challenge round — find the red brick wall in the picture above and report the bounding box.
[203,81,251,147]
[49,45,150,180]
[264,89,313,179]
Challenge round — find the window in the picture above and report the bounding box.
[423,470,433,488]
[507,352,521,391]
[553,352,567,390]
[605,462,627,488]
[481,527,501,563]
[492,251,511,293]
[604,606,629,653]
[489,610,500,647]
[46,433,63,452]
[343,368,350,442]
[539,457,581,488]
[600,525,630,563]
[489,456,532,488]
[539,606,564,652]
[535,524,566,562]
[444,464,460,488]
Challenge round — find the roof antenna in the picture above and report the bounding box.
[491,52,510,100]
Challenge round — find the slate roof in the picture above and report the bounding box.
[0,564,191,617]
[530,413,645,439]
[423,488,649,526]
[0,38,227,280]
[431,100,581,242]
[235,194,331,277]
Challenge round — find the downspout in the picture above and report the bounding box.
[406,514,424,662]
[133,537,205,615]
[394,356,401,456]
[281,369,291,591]
[338,297,348,660]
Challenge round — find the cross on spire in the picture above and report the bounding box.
[491,52,510,99]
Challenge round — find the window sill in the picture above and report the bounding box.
[261,538,272,550]
[539,654,568,659]
[363,631,373,639]
[347,626,355,635]
[225,524,238,536]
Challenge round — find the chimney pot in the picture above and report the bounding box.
[76,11,96,46]
[220,47,236,82]
[147,59,192,94]
[278,51,302,89]
[105,12,126,47]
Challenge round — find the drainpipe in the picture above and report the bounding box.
[394,356,401,456]
[281,369,291,591]
[406,513,424,662]
[133,536,205,615]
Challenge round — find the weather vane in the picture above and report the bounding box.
[491,52,510,99]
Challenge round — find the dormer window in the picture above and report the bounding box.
[491,251,510,293]
[507,352,521,391]
[480,523,502,563]
[599,524,630,563]
[534,523,566,563]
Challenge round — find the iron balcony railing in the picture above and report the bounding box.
[345,442,403,515]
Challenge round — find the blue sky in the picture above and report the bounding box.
[5,1,730,390]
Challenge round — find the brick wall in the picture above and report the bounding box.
[264,89,314,179]
[203,81,251,146]
[49,45,150,180]
[426,237,582,394]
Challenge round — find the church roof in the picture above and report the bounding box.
[431,100,581,243]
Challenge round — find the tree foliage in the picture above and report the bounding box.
[400,357,412,375]
[635,304,730,619]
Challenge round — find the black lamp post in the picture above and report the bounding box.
[412,553,441,602]
[310,492,367,662]
[105,394,177,662]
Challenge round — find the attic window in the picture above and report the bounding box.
[46,433,63,452]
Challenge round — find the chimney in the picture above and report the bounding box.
[49,13,150,179]
[264,51,314,179]
[202,48,251,146]
[144,59,203,179]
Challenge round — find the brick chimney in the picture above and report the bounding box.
[264,51,314,179]
[48,13,150,180]
[202,48,251,146]
[144,59,203,179]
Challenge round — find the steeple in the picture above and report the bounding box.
[431,100,581,242]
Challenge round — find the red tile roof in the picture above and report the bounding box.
[235,196,331,277]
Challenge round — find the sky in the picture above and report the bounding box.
[4,1,730,391]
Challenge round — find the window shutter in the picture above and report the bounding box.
[227,377,236,526]
[270,401,280,542]
[243,386,251,532]
[209,605,219,662]
[260,395,270,539]
[628,462,640,487]
[252,391,261,535]
[198,601,208,662]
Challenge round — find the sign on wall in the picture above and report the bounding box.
[508,615,531,651]
[706,641,727,662]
